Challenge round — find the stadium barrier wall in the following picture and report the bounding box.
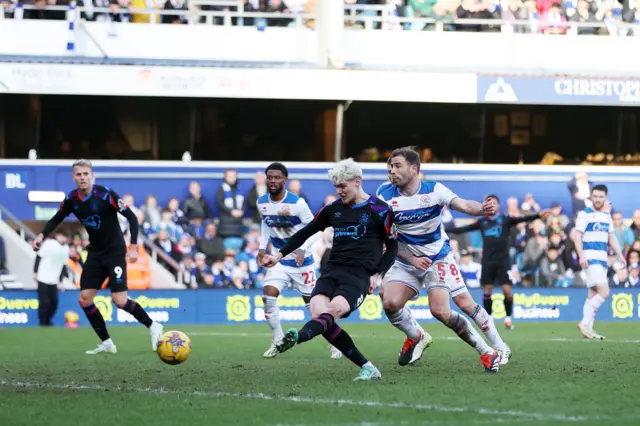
[4,161,640,221]
[0,288,638,327]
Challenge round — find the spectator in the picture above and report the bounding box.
[456,0,498,32]
[563,229,584,287]
[264,0,292,26]
[629,210,640,241]
[612,211,634,252]
[177,234,196,257]
[167,197,187,227]
[154,228,183,270]
[547,217,567,239]
[141,195,162,231]
[502,0,529,32]
[459,249,482,288]
[130,0,163,23]
[627,249,640,265]
[569,0,601,34]
[609,263,629,287]
[540,2,568,34]
[197,223,225,264]
[520,193,540,215]
[183,181,213,222]
[523,220,547,270]
[156,208,184,242]
[246,171,267,225]
[181,254,198,289]
[626,263,640,287]
[232,260,253,289]
[193,252,211,287]
[216,169,246,242]
[547,202,570,230]
[288,179,309,205]
[567,171,593,215]
[506,196,521,217]
[210,258,231,288]
[162,0,187,24]
[539,245,566,287]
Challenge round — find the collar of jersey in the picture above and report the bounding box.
[398,181,422,198]
[347,195,374,208]
[268,190,288,204]
[77,185,96,202]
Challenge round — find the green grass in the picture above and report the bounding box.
[1,322,639,426]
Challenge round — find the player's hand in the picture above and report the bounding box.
[411,256,432,271]
[127,245,138,263]
[257,249,266,267]
[618,257,627,268]
[368,273,379,294]
[294,249,305,266]
[579,255,588,269]
[482,198,497,216]
[603,201,612,213]
[262,253,282,268]
[231,209,244,218]
[32,234,44,251]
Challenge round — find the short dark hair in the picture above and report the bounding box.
[592,184,608,195]
[388,146,421,173]
[485,194,500,203]
[265,162,288,178]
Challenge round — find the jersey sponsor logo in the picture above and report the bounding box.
[264,216,296,228]
[394,209,436,224]
[334,224,367,240]
[485,225,503,237]
[592,222,609,232]
[81,214,102,230]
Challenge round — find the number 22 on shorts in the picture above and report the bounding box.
[436,262,460,283]
[302,270,316,285]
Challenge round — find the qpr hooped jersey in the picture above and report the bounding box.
[258,191,315,268]
[377,180,458,263]
[575,207,613,268]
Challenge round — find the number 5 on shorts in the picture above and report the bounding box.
[437,263,459,282]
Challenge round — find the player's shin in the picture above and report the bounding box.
[469,304,506,348]
[482,293,493,315]
[322,323,369,367]
[122,299,153,327]
[82,303,111,342]
[445,311,493,355]
[264,295,284,343]
[298,313,335,343]
[385,306,422,340]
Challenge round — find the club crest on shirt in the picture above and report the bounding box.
[280,205,291,216]
[419,194,431,207]
[360,212,369,225]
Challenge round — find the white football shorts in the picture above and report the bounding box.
[585,264,608,288]
[382,252,469,300]
[263,263,317,296]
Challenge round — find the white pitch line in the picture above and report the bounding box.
[0,379,598,423]
[187,331,640,344]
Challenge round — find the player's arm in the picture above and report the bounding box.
[571,212,588,268]
[434,182,492,217]
[608,224,625,266]
[257,221,270,266]
[264,206,330,266]
[35,199,72,249]
[372,209,398,275]
[108,189,139,245]
[447,220,481,234]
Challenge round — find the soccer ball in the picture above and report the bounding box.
[156,330,192,365]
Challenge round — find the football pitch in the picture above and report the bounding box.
[1,322,639,426]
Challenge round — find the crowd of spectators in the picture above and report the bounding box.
[3,0,638,35]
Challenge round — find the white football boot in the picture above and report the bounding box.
[263,342,279,358]
[330,345,344,359]
[86,339,117,355]
[149,322,164,351]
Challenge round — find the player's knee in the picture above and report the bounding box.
[78,294,93,307]
[327,299,350,320]
[430,306,450,323]
[382,296,404,314]
[111,293,128,309]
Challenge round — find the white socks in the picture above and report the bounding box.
[445,311,493,356]
[385,307,423,340]
[582,294,605,331]
[470,305,506,348]
[263,296,284,343]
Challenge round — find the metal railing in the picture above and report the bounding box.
[3,1,639,34]
[141,236,184,285]
[0,205,38,242]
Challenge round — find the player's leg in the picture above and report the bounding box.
[261,266,287,357]
[107,257,164,350]
[79,255,116,354]
[578,266,608,340]
[381,265,432,366]
[292,265,343,359]
[277,292,332,353]
[482,284,494,316]
[501,281,514,330]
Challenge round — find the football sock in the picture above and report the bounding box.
[323,323,368,367]
[122,299,153,328]
[82,304,111,342]
[470,304,505,347]
[263,296,284,343]
[587,294,605,329]
[482,293,493,315]
[504,296,514,317]
[297,313,335,344]
[385,307,422,340]
[445,311,493,355]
